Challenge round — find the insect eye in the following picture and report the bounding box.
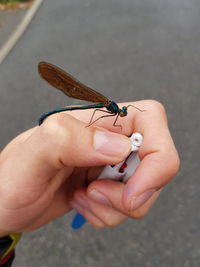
[119,112,126,117]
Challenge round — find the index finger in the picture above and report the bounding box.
[64,100,180,191]
[62,100,179,214]
[121,100,180,211]
[81,100,180,214]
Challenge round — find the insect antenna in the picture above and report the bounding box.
[126,105,145,112]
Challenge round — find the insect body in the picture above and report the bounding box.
[38,62,142,126]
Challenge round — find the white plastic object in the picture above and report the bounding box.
[98,132,143,182]
[71,132,143,229]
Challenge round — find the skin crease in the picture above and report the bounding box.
[0,100,180,236]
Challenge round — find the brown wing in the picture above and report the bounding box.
[38,62,109,103]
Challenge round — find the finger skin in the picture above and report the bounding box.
[71,188,127,227]
[62,100,179,221]
[71,201,106,229]
[79,100,180,219]
[0,100,180,234]
[122,101,180,211]
[0,114,130,207]
[0,113,131,234]
[84,179,161,220]
[70,182,160,228]
[130,189,162,219]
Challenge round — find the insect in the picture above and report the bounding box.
[38,62,143,126]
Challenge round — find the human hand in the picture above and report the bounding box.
[69,100,180,227]
[0,106,131,236]
[0,100,179,235]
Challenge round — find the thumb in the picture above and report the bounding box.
[38,113,131,168]
[0,113,131,191]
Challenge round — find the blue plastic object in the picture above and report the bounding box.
[71,213,87,229]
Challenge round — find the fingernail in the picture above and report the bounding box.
[130,189,156,211]
[88,189,112,207]
[94,129,131,156]
[74,196,90,210]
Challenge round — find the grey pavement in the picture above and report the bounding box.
[0,8,26,49]
[0,0,200,266]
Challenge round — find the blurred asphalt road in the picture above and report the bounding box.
[0,0,200,266]
[0,8,26,49]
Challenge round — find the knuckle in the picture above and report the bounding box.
[162,148,180,179]
[169,152,181,177]
[40,113,71,146]
[105,220,118,227]
[148,100,166,113]
[103,214,125,227]
[130,209,148,219]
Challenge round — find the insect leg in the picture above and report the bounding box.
[113,113,122,130]
[87,113,116,127]
[88,109,113,125]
